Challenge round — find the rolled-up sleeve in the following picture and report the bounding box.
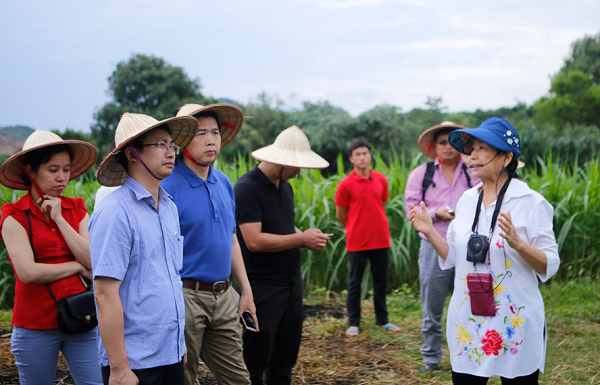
[529,198,560,282]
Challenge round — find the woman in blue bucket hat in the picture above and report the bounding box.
[409,118,560,384]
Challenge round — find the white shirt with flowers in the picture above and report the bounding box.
[440,179,560,378]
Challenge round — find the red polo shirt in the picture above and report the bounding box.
[335,169,391,252]
[0,192,88,329]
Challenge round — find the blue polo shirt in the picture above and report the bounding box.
[89,177,185,369]
[162,162,236,283]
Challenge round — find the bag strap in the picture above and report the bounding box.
[470,177,512,234]
[462,163,472,188]
[25,210,60,307]
[421,161,436,202]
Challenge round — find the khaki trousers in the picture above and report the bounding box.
[183,286,250,385]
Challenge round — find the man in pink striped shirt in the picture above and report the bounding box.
[404,122,478,373]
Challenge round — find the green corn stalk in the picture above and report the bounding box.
[0,153,598,309]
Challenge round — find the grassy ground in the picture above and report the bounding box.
[298,280,599,384]
[0,281,598,384]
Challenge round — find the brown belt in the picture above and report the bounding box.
[182,278,230,293]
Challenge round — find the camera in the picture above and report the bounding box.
[467,233,489,263]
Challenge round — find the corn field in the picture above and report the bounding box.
[0,154,598,309]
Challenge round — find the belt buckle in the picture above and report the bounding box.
[212,280,226,294]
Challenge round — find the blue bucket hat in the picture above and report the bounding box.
[448,117,521,158]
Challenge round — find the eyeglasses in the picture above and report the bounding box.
[437,139,449,146]
[141,142,180,155]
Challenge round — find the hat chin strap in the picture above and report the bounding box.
[435,155,460,167]
[183,148,214,167]
[129,144,162,181]
[19,159,46,199]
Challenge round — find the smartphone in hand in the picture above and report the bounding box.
[240,311,257,332]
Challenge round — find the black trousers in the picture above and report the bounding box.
[101,361,184,385]
[347,248,389,326]
[452,370,539,385]
[243,277,303,385]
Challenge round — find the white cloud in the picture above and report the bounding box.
[304,0,426,9]
[411,38,500,50]
[1,0,598,130]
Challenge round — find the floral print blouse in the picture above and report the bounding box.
[440,179,560,378]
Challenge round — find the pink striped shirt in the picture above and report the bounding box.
[404,158,478,239]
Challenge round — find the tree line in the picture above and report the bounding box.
[53,32,600,173]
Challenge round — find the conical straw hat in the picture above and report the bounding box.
[96,113,197,186]
[417,121,468,159]
[177,103,243,148]
[251,126,329,169]
[0,130,98,190]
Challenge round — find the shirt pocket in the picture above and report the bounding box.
[172,234,184,272]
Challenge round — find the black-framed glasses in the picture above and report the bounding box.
[437,139,449,146]
[141,142,180,155]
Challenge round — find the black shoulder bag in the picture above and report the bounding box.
[25,211,98,334]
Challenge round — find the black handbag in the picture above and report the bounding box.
[26,211,98,334]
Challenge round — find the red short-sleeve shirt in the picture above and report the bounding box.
[335,170,391,252]
[0,192,88,329]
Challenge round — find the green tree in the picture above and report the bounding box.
[535,70,600,128]
[91,54,205,157]
[400,96,449,154]
[289,101,355,172]
[221,93,290,163]
[356,104,405,161]
[558,32,600,86]
[51,128,92,142]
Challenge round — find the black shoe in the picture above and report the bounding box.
[419,363,440,373]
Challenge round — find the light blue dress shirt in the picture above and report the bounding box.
[89,177,185,369]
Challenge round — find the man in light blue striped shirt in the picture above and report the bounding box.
[90,113,196,385]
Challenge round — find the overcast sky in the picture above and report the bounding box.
[1,0,598,132]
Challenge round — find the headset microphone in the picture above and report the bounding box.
[468,152,503,169]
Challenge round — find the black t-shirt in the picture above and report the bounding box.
[234,165,301,282]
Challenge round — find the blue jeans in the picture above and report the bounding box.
[11,326,102,385]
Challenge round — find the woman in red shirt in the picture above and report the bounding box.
[0,130,102,384]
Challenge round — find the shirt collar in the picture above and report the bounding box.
[14,191,35,211]
[14,190,75,209]
[175,161,216,188]
[465,178,533,203]
[14,191,75,221]
[504,179,533,202]
[252,165,283,188]
[124,176,171,203]
[350,169,372,181]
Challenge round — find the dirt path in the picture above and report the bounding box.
[0,304,441,384]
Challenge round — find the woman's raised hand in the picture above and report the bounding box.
[38,195,63,222]
[409,201,434,236]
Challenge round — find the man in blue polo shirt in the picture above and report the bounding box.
[162,103,257,385]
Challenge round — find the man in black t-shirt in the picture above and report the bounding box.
[235,126,330,385]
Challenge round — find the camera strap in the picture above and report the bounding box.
[471,177,512,235]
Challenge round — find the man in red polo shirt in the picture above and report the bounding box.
[335,138,400,337]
